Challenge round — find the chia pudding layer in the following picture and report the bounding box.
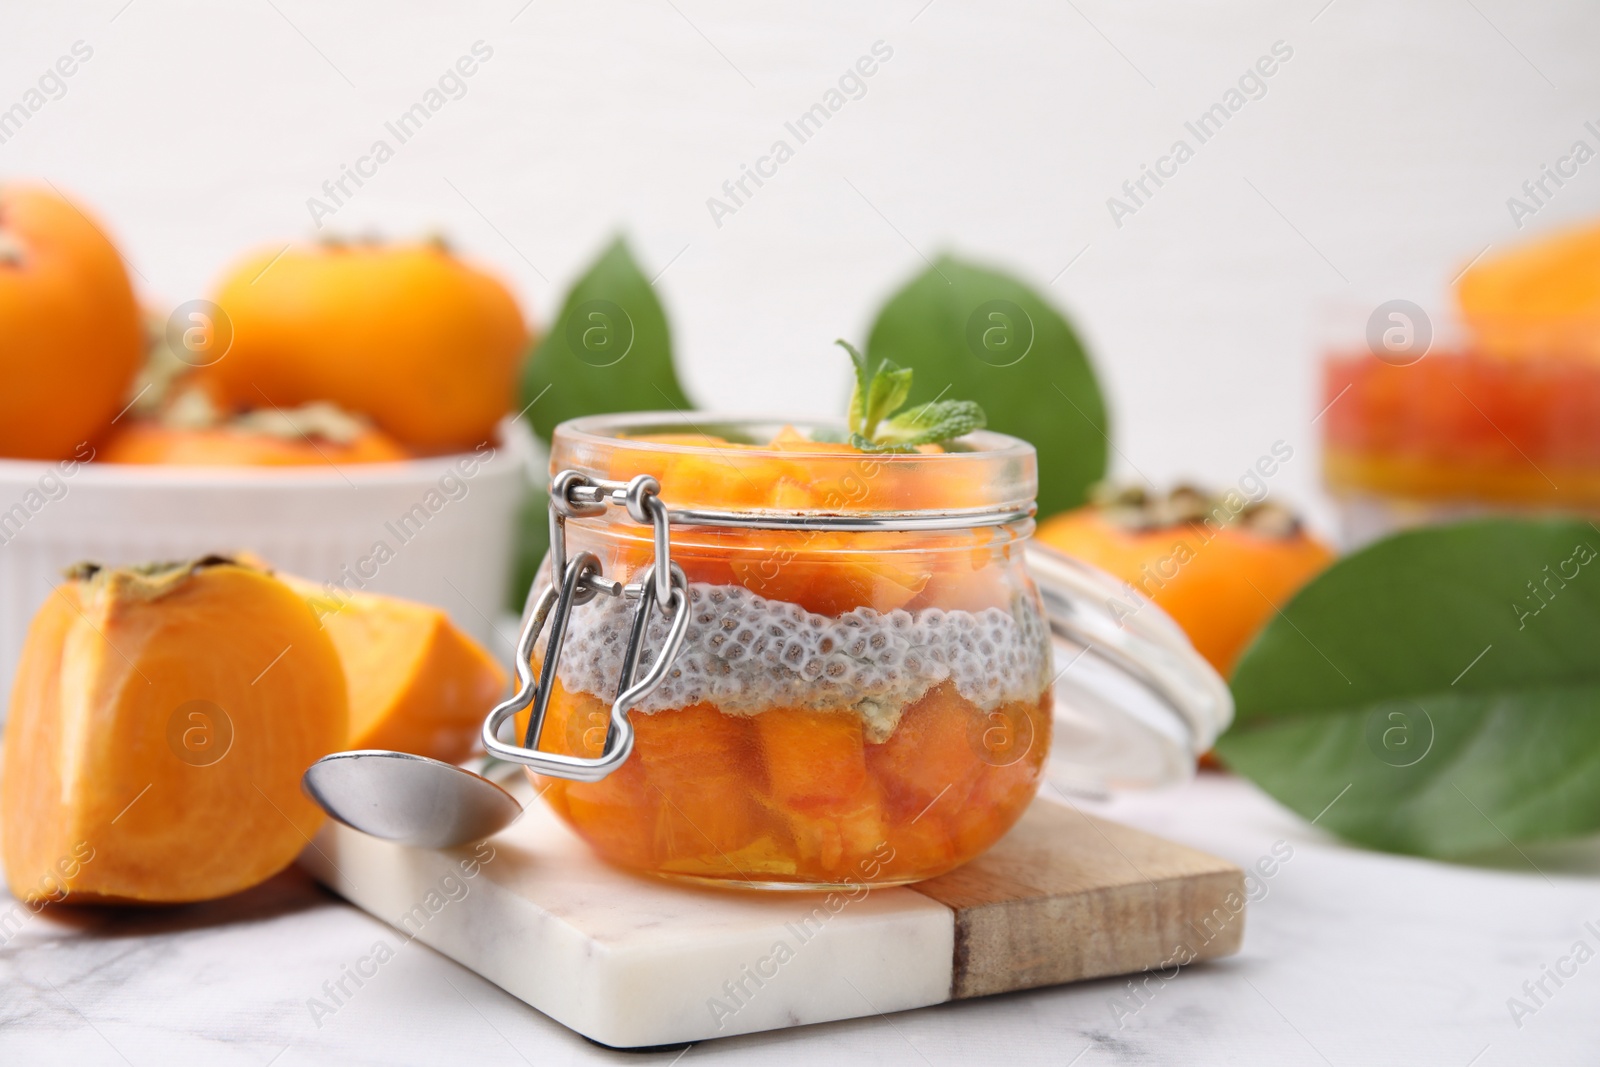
[555,581,1051,742]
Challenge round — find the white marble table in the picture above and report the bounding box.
[3,770,1594,1066]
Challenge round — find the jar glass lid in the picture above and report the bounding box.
[1024,544,1234,794]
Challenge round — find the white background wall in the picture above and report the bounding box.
[7,0,1600,534]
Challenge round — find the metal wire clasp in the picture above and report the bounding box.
[481,472,690,782]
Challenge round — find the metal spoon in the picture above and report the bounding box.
[301,750,522,849]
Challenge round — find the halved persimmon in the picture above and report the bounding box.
[0,557,347,904]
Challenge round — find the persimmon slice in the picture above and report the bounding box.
[283,576,505,764]
[0,557,348,904]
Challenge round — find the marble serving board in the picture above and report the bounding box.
[300,781,1245,1048]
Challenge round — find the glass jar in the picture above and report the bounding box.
[1321,348,1600,547]
[503,413,1052,890]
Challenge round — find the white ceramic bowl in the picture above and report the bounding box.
[0,418,538,718]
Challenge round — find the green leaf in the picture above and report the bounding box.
[518,236,692,444]
[847,433,915,454]
[1216,517,1600,858]
[865,255,1108,518]
[507,486,550,612]
[508,237,693,607]
[864,364,914,439]
[879,399,986,446]
[840,339,874,436]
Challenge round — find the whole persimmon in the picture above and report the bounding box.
[201,239,527,453]
[100,400,410,467]
[1035,486,1335,676]
[0,185,143,459]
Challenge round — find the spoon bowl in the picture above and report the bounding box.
[302,750,523,849]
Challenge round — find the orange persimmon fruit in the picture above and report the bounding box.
[0,185,143,460]
[100,421,410,467]
[1457,221,1600,357]
[756,708,885,877]
[281,575,506,764]
[0,557,347,904]
[1035,486,1335,676]
[202,239,527,452]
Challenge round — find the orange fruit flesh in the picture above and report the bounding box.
[0,560,348,904]
[1457,221,1600,359]
[531,682,1050,886]
[592,428,1013,617]
[282,576,507,764]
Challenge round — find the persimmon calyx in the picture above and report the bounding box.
[1090,482,1304,537]
[155,387,376,445]
[0,229,25,267]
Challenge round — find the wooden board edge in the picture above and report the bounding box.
[948,867,1246,999]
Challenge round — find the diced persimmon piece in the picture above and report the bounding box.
[633,705,762,858]
[731,555,930,615]
[611,437,804,511]
[282,575,506,763]
[555,749,656,871]
[865,684,984,821]
[883,813,956,876]
[779,783,886,876]
[755,708,867,809]
[755,709,886,876]
[728,529,931,615]
[533,678,610,758]
[949,699,1051,856]
[910,534,1012,614]
[0,558,347,904]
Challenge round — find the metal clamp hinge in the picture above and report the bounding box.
[482,473,690,782]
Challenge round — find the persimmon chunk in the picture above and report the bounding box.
[729,549,930,616]
[557,756,657,871]
[283,576,505,764]
[0,557,347,904]
[632,705,763,859]
[530,682,1050,887]
[866,684,986,821]
[779,783,886,876]
[883,812,956,875]
[756,707,868,808]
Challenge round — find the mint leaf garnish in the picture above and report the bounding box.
[836,339,985,449]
